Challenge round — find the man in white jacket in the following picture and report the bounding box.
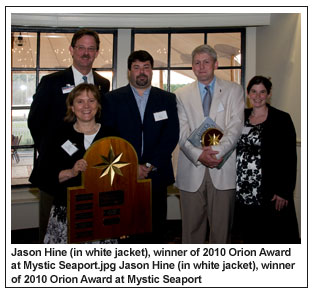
[175,44,244,244]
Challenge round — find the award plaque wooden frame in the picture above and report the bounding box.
[67,137,152,243]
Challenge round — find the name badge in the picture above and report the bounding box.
[62,84,75,94]
[242,126,252,135]
[61,140,78,156]
[153,110,168,122]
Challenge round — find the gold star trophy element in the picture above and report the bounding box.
[207,133,222,145]
[201,128,223,146]
[92,145,130,186]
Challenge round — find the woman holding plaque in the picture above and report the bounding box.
[235,76,300,244]
[34,83,116,243]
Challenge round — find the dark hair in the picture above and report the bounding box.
[247,76,272,94]
[71,29,100,51]
[64,83,101,122]
[127,50,154,70]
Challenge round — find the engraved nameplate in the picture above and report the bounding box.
[75,203,93,210]
[103,217,120,225]
[99,190,124,207]
[103,208,120,216]
[75,212,93,220]
[76,193,93,201]
[76,230,93,239]
[75,222,93,229]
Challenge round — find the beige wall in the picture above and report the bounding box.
[255,13,302,235]
[256,13,301,138]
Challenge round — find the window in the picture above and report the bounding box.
[11,28,116,185]
[132,28,245,92]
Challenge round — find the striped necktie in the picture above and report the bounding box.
[202,85,212,117]
[82,76,88,83]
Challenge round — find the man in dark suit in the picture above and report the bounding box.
[28,29,110,242]
[102,50,179,243]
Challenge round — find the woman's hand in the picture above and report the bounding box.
[59,159,88,183]
[72,159,88,177]
[271,194,288,211]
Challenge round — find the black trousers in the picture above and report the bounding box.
[234,199,300,244]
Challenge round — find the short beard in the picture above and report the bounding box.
[135,74,149,87]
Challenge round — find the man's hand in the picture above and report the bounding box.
[138,164,153,179]
[198,146,223,168]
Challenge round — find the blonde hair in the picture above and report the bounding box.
[192,44,218,63]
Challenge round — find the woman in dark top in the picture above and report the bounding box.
[34,83,115,243]
[235,76,300,244]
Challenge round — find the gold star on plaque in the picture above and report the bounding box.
[208,133,222,146]
[92,145,130,186]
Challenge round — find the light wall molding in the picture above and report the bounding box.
[11,13,271,28]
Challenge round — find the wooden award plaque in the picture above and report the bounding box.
[67,137,152,243]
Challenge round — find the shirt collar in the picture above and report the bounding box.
[198,76,216,98]
[72,65,94,85]
[130,84,152,98]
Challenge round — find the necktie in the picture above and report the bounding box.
[202,85,212,117]
[82,76,88,83]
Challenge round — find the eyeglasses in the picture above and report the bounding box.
[74,46,97,53]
